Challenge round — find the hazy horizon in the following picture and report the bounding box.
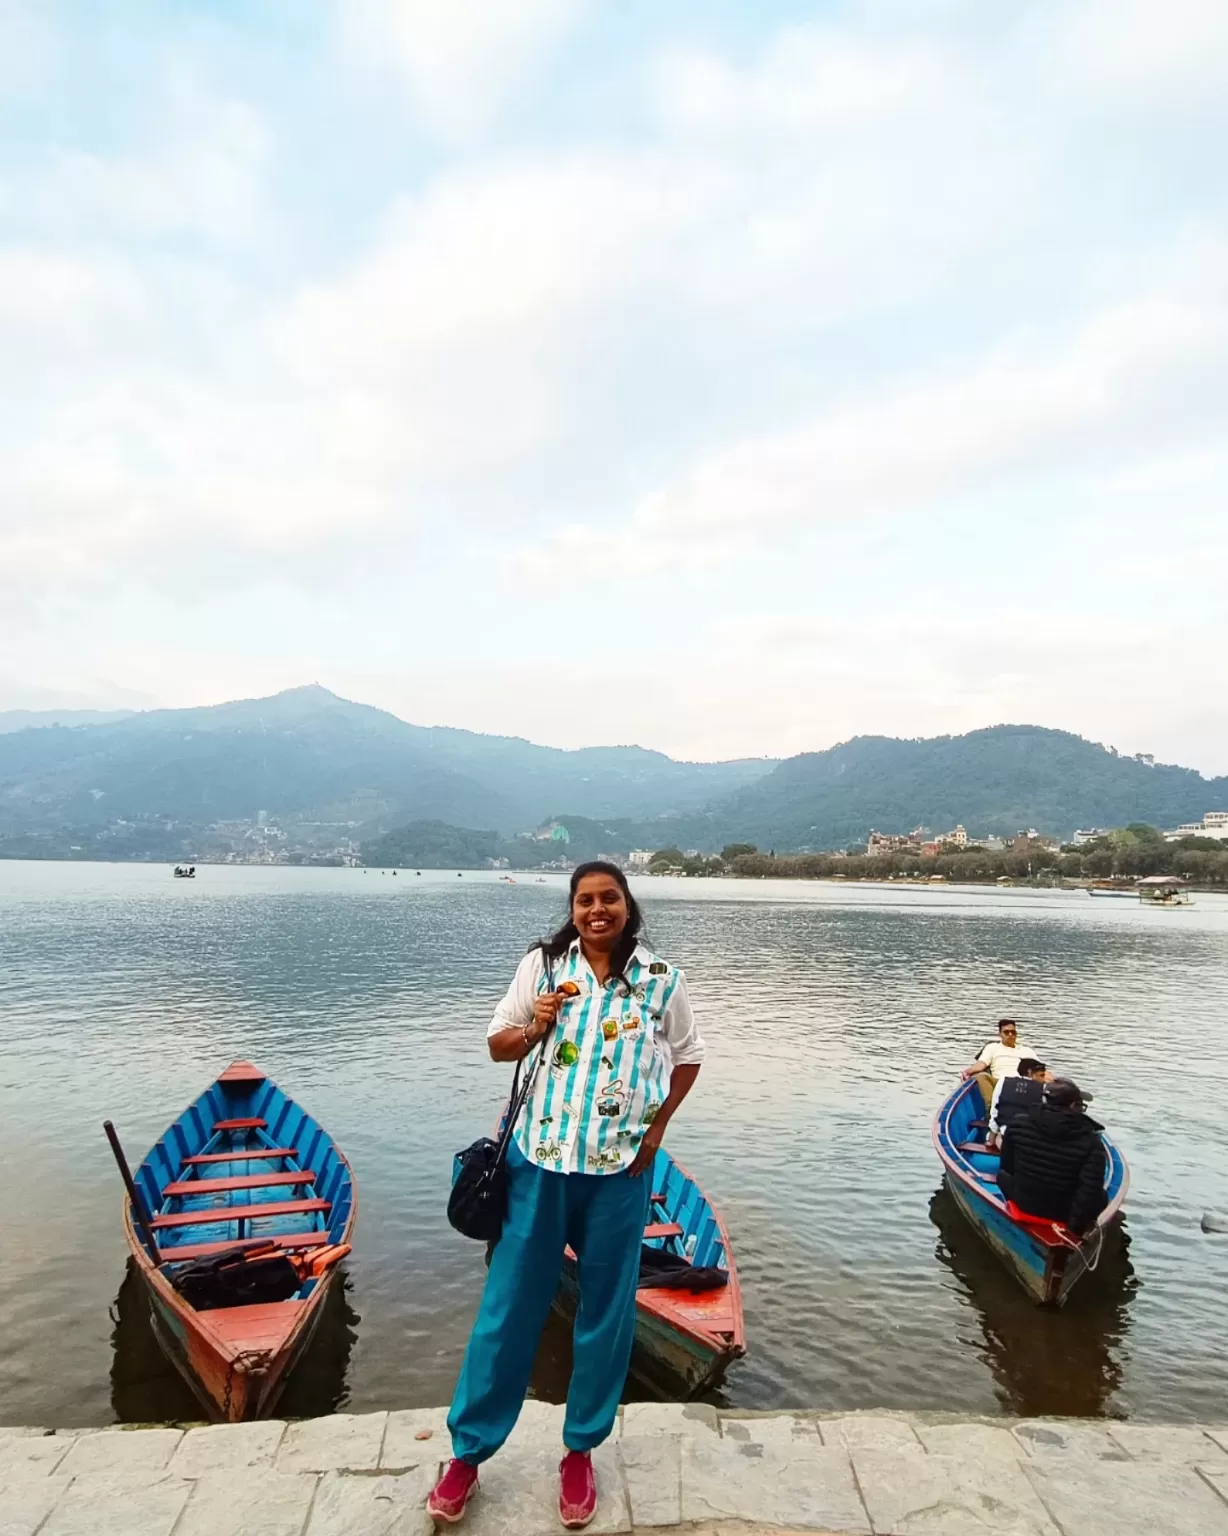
[6,681,1228,780]
[4,3,1226,771]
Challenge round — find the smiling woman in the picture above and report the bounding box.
[429,861,705,1529]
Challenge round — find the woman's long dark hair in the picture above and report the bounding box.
[536,861,645,987]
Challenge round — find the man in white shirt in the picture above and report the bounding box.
[960,1019,1035,1084]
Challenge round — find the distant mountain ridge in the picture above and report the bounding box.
[663,725,1228,851]
[0,708,135,734]
[0,685,775,845]
[1,690,1224,860]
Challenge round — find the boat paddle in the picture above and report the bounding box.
[103,1120,161,1263]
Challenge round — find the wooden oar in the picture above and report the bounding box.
[103,1120,161,1262]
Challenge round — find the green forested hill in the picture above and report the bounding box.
[677,725,1228,851]
[0,685,774,844]
[3,692,1223,861]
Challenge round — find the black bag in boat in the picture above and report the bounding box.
[171,1243,301,1311]
[448,958,554,1244]
[637,1244,729,1292]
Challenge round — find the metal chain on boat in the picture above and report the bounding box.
[221,1349,273,1420]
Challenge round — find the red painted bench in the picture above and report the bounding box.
[644,1222,683,1240]
[212,1117,267,1132]
[164,1171,315,1198]
[157,1232,332,1263]
[150,1198,330,1230]
[183,1148,298,1166]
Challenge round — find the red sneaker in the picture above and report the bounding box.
[427,1458,479,1524]
[558,1449,597,1530]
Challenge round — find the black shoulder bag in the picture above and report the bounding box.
[448,954,554,1243]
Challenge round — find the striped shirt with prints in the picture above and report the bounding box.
[488,940,706,1176]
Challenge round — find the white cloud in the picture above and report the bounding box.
[1064,0,1228,100]
[656,26,942,139]
[339,0,583,140]
[0,247,147,349]
[5,0,1228,773]
[528,256,1228,575]
[2,84,272,247]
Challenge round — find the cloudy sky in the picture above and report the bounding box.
[3,0,1227,770]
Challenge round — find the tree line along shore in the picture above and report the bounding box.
[643,825,1228,887]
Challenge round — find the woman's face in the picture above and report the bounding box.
[571,872,629,950]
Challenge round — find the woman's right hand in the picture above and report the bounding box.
[533,992,563,1032]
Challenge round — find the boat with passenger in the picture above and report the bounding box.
[932,1077,1127,1305]
[173,864,196,878]
[1137,876,1192,907]
[111,1060,355,1419]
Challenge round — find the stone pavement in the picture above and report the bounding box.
[2,1406,1228,1536]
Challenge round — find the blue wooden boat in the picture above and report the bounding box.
[933,1078,1128,1305]
[553,1149,745,1398]
[122,1061,356,1420]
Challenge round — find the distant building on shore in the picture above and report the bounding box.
[866,825,928,856]
[1166,812,1228,843]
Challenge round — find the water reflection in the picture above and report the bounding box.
[5,866,1226,1425]
[110,1259,360,1422]
[928,1186,1137,1418]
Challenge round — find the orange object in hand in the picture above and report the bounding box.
[558,981,581,997]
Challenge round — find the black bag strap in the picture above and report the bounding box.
[491,951,555,1176]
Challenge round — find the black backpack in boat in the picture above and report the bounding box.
[171,1243,301,1311]
[637,1244,728,1292]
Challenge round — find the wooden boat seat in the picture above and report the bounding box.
[644,1222,683,1240]
[151,1197,330,1230]
[157,1231,332,1263]
[165,1171,316,1197]
[183,1148,298,1166]
[956,1141,998,1156]
[199,1300,304,1353]
[213,1117,267,1131]
[219,1062,266,1085]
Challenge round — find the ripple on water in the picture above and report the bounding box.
[1,863,1227,1424]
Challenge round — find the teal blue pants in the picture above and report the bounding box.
[448,1141,650,1464]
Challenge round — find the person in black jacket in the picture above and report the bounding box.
[998,1079,1107,1235]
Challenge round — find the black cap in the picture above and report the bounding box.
[1016,1058,1046,1076]
[1046,1077,1092,1107]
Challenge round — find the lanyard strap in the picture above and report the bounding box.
[495,951,554,1170]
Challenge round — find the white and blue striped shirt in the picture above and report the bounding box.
[488,939,705,1175]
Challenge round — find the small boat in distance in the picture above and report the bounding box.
[1086,883,1135,898]
[1137,876,1193,907]
[555,1150,745,1397]
[118,1061,355,1420]
[932,1077,1127,1306]
[173,865,197,879]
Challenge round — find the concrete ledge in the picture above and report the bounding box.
[1,1411,1227,1535]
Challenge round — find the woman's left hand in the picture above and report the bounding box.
[626,1123,665,1179]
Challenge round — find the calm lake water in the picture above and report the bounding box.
[2,861,1227,1427]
